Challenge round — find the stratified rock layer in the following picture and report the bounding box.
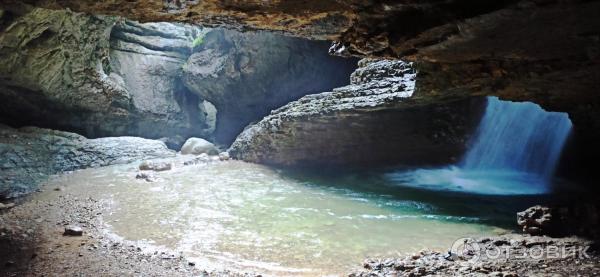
[229,59,485,167]
[0,124,174,198]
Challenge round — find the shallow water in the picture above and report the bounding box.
[41,159,522,275]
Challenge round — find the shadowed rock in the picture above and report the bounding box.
[229,59,485,168]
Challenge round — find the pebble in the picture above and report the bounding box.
[63,225,83,236]
[218,152,230,161]
[135,172,156,182]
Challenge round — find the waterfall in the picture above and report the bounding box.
[386,97,572,195]
[462,97,572,180]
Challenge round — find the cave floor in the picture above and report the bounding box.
[0,160,599,276]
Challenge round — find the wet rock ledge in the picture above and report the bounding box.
[229,59,485,168]
[0,124,174,198]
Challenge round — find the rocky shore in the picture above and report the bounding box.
[1,153,263,276]
[353,235,599,277]
[0,124,174,198]
[0,174,256,277]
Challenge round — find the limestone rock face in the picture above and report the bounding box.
[180,137,218,155]
[182,28,357,144]
[11,1,599,178]
[229,59,485,167]
[0,7,212,140]
[0,124,174,198]
[107,20,214,139]
[0,7,357,146]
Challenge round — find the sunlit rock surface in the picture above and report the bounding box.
[0,124,174,198]
[229,59,485,167]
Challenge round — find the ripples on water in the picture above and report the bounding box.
[41,159,538,275]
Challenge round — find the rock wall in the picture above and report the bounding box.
[182,29,357,144]
[0,124,174,199]
[108,20,214,139]
[10,0,598,179]
[0,7,213,142]
[229,59,486,168]
[0,6,358,147]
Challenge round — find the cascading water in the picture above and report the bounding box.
[387,96,573,195]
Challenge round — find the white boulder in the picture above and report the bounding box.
[180,137,219,155]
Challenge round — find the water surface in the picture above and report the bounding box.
[40,159,521,275]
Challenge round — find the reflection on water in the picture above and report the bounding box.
[42,159,524,275]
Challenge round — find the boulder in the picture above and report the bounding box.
[517,205,555,236]
[180,138,218,156]
[518,203,600,239]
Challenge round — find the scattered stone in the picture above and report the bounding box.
[63,226,83,236]
[54,186,65,191]
[139,161,172,172]
[218,152,230,161]
[0,202,15,210]
[183,153,210,166]
[443,251,458,261]
[135,172,156,182]
[180,137,218,155]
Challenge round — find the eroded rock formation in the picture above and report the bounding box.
[182,28,357,143]
[0,7,214,141]
[229,59,485,167]
[6,0,599,177]
[0,124,174,198]
[108,19,214,139]
[0,6,359,146]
